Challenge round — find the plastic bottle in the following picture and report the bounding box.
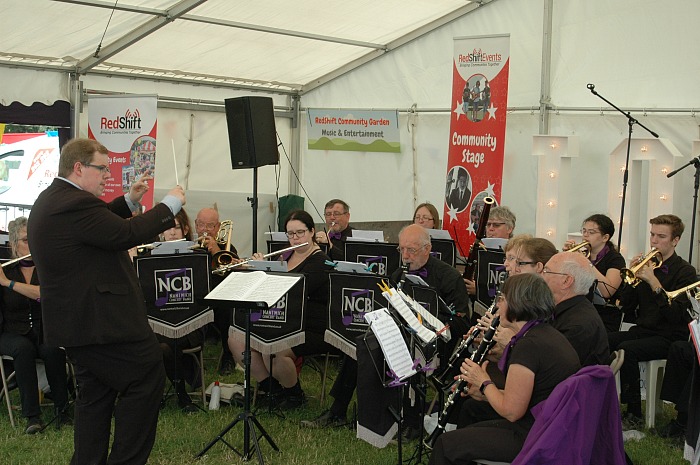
[208,381,221,410]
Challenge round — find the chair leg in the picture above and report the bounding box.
[320,352,331,406]
[0,359,16,428]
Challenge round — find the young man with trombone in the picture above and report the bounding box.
[608,214,697,426]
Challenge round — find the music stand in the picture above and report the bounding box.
[196,301,279,464]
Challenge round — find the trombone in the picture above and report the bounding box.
[620,248,663,287]
[664,279,700,306]
[212,242,308,276]
[566,241,591,258]
[209,220,238,267]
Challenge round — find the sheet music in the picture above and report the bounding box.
[690,318,700,365]
[365,309,416,381]
[397,289,450,341]
[383,290,436,345]
[205,270,300,307]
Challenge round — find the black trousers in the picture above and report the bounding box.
[660,340,694,416]
[608,326,672,405]
[329,355,357,417]
[66,334,165,465]
[0,331,68,419]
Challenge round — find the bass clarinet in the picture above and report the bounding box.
[424,313,500,450]
[432,292,500,386]
[463,196,495,279]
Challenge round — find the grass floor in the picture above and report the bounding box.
[0,340,691,465]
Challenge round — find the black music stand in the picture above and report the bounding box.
[196,301,279,464]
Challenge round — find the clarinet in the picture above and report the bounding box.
[432,292,500,386]
[397,263,409,291]
[424,314,500,450]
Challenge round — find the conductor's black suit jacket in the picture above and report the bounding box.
[28,178,175,348]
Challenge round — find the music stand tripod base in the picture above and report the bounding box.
[196,303,279,464]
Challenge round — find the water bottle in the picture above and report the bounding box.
[209,381,221,410]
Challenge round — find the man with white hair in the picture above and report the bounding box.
[542,252,610,366]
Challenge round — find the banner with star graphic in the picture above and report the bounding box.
[443,34,510,257]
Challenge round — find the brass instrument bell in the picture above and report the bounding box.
[620,247,663,287]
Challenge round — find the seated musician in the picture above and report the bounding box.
[0,217,71,433]
[464,205,516,295]
[429,273,580,465]
[314,199,353,261]
[608,214,696,427]
[196,206,239,375]
[156,208,204,413]
[413,202,441,229]
[563,214,625,331]
[228,210,334,409]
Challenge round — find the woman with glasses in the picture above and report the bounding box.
[504,237,557,276]
[563,214,624,331]
[413,202,441,229]
[229,209,334,409]
[0,217,71,433]
[429,273,580,465]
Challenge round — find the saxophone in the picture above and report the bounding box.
[424,314,500,450]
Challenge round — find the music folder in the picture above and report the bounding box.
[205,270,300,309]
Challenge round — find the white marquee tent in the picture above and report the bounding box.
[3,0,700,264]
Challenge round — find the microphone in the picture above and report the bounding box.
[587,83,595,90]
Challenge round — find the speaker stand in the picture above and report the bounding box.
[247,167,259,253]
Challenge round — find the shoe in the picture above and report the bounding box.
[622,412,644,431]
[218,359,235,376]
[657,419,686,439]
[181,402,199,414]
[300,410,347,429]
[55,408,72,428]
[25,417,44,435]
[279,392,307,410]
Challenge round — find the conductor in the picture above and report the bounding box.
[28,138,186,465]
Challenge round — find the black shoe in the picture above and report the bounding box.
[25,416,44,435]
[622,412,644,431]
[300,410,347,429]
[279,391,307,410]
[218,359,235,376]
[657,420,686,439]
[55,408,72,428]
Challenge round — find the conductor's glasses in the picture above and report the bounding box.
[285,229,309,238]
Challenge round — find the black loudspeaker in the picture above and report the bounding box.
[224,96,279,169]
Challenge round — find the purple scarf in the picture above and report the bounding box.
[498,319,544,374]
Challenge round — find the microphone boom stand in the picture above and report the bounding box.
[666,157,700,263]
[586,84,659,250]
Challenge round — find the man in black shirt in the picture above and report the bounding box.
[314,199,353,261]
[608,214,696,424]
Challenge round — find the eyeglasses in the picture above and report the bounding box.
[195,220,218,230]
[414,215,434,222]
[285,229,309,238]
[516,261,537,267]
[503,255,518,263]
[580,228,600,236]
[486,222,506,228]
[82,163,111,174]
[324,211,347,218]
[543,267,570,277]
[397,244,427,255]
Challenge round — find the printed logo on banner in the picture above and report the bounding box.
[358,255,387,275]
[155,268,193,307]
[260,294,288,322]
[100,108,143,131]
[341,288,374,326]
[488,263,507,296]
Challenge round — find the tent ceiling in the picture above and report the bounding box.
[4,0,480,95]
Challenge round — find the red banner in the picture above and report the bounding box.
[443,35,510,256]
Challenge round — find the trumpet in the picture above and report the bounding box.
[211,220,239,267]
[212,242,308,276]
[664,279,700,305]
[1,254,31,268]
[566,241,591,258]
[620,247,663,287]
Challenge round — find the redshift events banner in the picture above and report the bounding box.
[443,35,510,256]
[87,95,157,208]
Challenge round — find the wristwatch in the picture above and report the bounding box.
[479,380,494,394]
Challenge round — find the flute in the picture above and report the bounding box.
[1,254,31,268]
[212,242,308,276]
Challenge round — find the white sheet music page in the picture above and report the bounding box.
[382,290,436,345]
[397,289,451,341]
[365,309,416,381]
[205,271,300,307]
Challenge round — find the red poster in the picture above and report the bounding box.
[443,35,510,256]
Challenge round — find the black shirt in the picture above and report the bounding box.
[552,294,610,366]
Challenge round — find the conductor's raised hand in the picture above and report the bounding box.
[167,185,186,206]
[129,174,153,203]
